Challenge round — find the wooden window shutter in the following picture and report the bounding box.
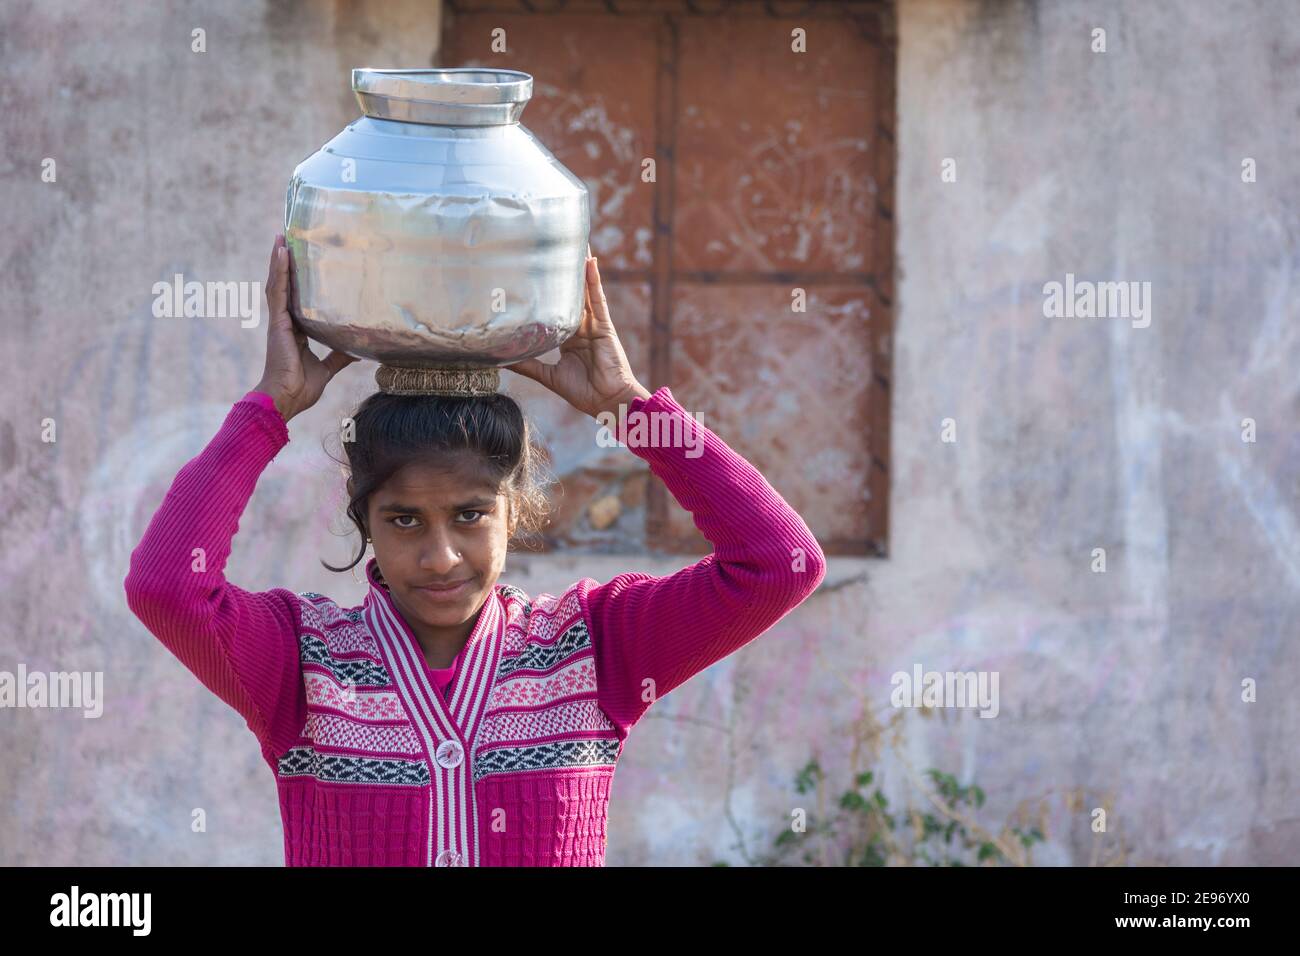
[442,0,894,556]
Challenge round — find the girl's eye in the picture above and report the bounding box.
[390,512,484,529]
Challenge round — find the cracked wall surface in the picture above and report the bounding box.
[2,0,1296,865]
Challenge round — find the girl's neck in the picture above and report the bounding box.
[402,598,481,669]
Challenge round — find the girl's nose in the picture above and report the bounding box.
[420,538,463,572]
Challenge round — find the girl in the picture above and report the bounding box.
[124,234,827,866]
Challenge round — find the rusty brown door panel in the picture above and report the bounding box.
[442,0,894,556]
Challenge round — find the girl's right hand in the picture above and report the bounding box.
[254,234,357,421]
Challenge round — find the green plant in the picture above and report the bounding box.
[761,759,1042,866]
[716,704,1129,867]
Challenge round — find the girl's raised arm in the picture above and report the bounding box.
[506,254,826,740]
[124,235,356,762]
[576,385,828,739]
[124,396,307,762]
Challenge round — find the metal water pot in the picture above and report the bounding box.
[283,68,590,371]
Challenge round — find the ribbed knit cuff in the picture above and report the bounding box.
[242,389,279,414]
[235,391,290,449]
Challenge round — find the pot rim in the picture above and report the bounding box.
[352,68,533,106]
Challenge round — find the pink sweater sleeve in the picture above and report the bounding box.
[577,386,827,739]
[123,396,306,763]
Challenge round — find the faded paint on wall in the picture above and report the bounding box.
[2,0,1297,866]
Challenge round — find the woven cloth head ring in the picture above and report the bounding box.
[375,365,500,397]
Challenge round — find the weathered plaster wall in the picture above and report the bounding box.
[1,0,1295,865]
[882,0,1300,864]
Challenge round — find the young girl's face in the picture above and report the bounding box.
[364,454,515,642]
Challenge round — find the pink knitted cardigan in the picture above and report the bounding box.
[124,385,826,866]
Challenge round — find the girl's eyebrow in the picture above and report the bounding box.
[378,497,497,514]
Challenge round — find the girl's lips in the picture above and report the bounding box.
[414,578,473,600]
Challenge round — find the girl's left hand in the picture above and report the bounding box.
[505,255,651,419]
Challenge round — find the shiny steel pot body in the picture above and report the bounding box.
[283,69,589,369]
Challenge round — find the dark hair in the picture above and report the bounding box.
[320,390,554,573]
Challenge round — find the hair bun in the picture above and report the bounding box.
[375,365,500,397]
